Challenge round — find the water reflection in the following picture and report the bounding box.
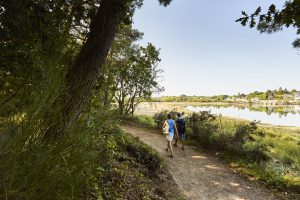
[186,105,300,127]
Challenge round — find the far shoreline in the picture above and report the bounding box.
[135,102,300,130]
[145,101,300,107]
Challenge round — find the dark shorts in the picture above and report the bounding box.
[179,132,186,140]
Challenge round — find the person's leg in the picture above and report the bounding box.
[174,137,178,147]
[181,133,186,150]
[166,140,169,151]
[169,141,174,157]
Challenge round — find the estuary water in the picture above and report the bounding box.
[185,104,300,127]
[135,102,300,127]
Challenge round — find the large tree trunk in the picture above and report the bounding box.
[44,0,125,139]
[103,50,114,107]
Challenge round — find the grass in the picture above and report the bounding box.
[130,113,300,198]
[0,111,183,200]
[223,118,300,158]
[98,131,184,200]
[123,115,157,128]
[202,117,300,195]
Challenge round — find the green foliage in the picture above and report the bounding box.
[114,42,163,116]
[150,88,300,105]
[93,24,164,117]
[159,0,172,6]
[0,109,117,199]
[186,114,268,162]
[0,0,179,199]
[137,109,299,192]
[0,108,180,199]
[237,1,300,49]
[229,121,269,162]
[220,118,300,193]
[151,95,229,103]
[153,110,177,129]
[0,0,97,112]
[120,135,164,177]
[231,121,264,146]
[128,115,157,128]
[186,111,218,147]
[153,110,169,128]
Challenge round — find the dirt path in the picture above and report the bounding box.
[123,125,277,200]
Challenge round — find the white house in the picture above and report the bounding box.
[283,94,293,99]
[251,98,260,103]
[295,93,300,101]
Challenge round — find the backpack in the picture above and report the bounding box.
[176,118,186,133]
[162,120,169,135]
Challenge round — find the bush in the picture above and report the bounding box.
[119,134,164,177]
[0,106,183,200]
[153,110,177,129]
[231,121,263,145]
[186,111,218,147]
[0,110,122,199]
[229,121,269,162]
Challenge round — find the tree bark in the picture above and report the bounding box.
[44,0,126,139]
[0,84,23,109]
[103,50,114,107]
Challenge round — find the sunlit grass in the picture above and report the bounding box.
[131,113,300,194]
[126,115,156,128]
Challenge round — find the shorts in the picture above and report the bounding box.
[166,135,173,142]
[179,132,186,140]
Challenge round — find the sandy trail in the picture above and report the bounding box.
[123,125,277,200]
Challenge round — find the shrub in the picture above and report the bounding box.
[119,135,164,177]
[0,110,121,199]
[230,121,269,162]
[186,111,218,147]
[153,109,177,129]
[0,105,183,200]
[153,110,168,129]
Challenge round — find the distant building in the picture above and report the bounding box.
[237,98,248,103]
[295,93,300,101]
[283,94,293,99]
[251,98,260,102]
[267,95,275,100]
[295,105,300,111]
[258,100,277,106]
[225,97,235,101]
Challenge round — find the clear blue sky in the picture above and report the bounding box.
[132,0,300,96]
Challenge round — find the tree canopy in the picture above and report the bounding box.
[0,0,172,139]
[236,0,300,48]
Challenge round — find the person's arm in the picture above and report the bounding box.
[174,122,179,136]
[162,120,166,129]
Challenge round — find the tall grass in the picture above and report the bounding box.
[0,106,117,199]
[0,94,183,200]
[132,111,300,195]
[124,115,157,128]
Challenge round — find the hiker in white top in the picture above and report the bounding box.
[162,113,178,158]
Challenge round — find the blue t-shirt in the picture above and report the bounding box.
[167,119,175,137]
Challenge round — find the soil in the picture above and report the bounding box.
[123,125,278,200]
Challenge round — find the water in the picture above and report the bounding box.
[134,102,300,127]
[186,105,300,127]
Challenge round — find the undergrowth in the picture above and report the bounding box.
[0,110,182,200]
[131,111,300,198]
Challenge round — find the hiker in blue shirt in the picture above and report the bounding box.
[162,113,178,157]
[175,112,186,150]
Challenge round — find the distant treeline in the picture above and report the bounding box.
[150,88,300,103]
[150,95,231,102]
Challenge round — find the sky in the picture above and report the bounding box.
[132,0,300,96]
